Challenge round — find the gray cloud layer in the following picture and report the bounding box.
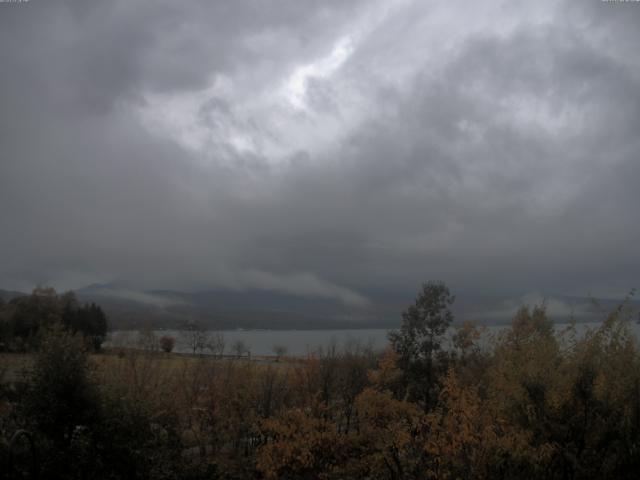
[1,0,639,304]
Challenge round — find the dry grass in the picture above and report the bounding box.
[0,353,34,384]
[1,349,300,386]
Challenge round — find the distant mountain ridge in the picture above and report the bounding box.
[74,284,385,330]
[2,286,638,331]
[0,289,27,302]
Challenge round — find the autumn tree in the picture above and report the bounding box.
[257,408,340,479]
[451,320,489,386]
[159,335,176,353]
[452,320,485,359]
[351,388,426,479]
[423,368,529,479]
[368,347,404,396]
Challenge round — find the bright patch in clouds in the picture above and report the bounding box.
[134,2,397,166]
[284,36,355,110]
[136,33,361,166]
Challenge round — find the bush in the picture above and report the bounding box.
[19,324,101,477]
[159,335,176,354]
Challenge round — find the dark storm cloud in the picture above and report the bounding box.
[1,0,638,303]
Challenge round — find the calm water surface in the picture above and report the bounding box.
[108,321,640,357]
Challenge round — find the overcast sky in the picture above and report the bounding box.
[1,0,639,305]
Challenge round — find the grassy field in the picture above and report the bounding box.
[1,349,300,387]
[0,353,34,384]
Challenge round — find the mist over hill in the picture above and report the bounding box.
[3,285,634,331]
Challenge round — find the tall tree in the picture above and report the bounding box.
[389,281,455,410]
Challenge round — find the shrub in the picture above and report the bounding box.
[159,335,176,354]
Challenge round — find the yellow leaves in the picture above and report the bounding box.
[452,320,486,355]
[353,388,427,478]
[367,347,402,391]
[257,408,339,479]
[357,387,420,427]
[423,369,496,478]
[256,387,427,479]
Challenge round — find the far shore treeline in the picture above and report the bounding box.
[0,287,107,352]
[1,282,640,479]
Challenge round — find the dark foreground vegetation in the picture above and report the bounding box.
[1,283,640,479]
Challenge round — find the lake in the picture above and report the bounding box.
[108,328,392,356]
[107,321,640,357]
